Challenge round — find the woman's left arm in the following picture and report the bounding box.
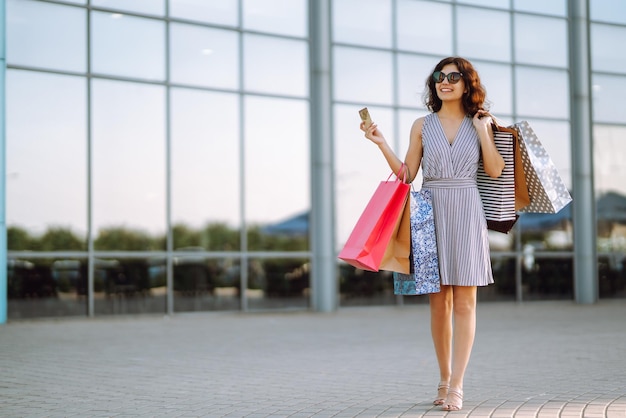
[473,111,505,178]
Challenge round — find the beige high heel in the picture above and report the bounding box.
[433,381,449,406]
[442,388,463,411]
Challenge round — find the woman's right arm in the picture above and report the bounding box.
[361,117,424,183]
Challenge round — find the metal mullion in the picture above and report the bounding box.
[86,2,94,317]
[238,0,248,312]
[165,0,173,317]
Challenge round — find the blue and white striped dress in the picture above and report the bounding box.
[421,113,494,287]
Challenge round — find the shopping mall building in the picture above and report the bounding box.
[1,0,625,322]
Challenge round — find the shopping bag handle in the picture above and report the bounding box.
[387,163,408,183]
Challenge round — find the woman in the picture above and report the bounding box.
[361,57,504,411]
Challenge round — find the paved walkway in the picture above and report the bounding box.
[1,300,625,417]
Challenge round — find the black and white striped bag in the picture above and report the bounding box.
[477,127,518,233]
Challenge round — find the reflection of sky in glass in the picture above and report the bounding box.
[332,0,392,48]
[170,23,239,89]
[243,0,307,37]
[333,47,393,105]
[91,11,165,81]
[7,0,86,72]
[171,88,240,228]
[591,24,626,72]
[515,15,567,67]
[92,79,166,235]
[7,71,87,235]
[244,97,309,224]
[170,0,238,26]
[516,67,569,119]
[513,0,566,16]
[244,34,308,97]
[594,125,626,194]
[396,0,452,55]
[92,0,164,16]
[591,0,626,25]
[593,74,626,124]
[457,7,511,62]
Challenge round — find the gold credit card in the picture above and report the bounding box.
[359,107,372,129]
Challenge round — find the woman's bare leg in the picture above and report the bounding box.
[449,285,477,391]
[429,285,453,383]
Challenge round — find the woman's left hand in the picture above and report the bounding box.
[472,110,492,131]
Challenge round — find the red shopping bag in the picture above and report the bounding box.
[338,170,411,274]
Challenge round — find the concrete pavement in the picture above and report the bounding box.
[1,300,625,417]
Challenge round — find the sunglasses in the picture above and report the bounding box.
[432,71,464,84]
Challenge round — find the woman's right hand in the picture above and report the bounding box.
[360,121,386,146]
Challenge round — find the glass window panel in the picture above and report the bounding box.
[8,258,87,319]
[170,0,238,26]
[92,79,166,251]
[594,125,626,255]
[476,62,513,115]
[170,23,239,89]
[459,0,509,8]
[397,54,436,108]
[332,0,392,48]
[520,257,573,298]
[594,125,626,197]
[516,67,569,119]
[590,0,626,25]
[91,0,165,16]
[513,0,566,16]
[171,88,240,251]
[243,0,307,37]
[591,24,626,72]
[333,47,393,105]
[6,70,87,249]
[246,258,310,310]
[515,15,567,67]
[244,97,309,251]
[7,0,86,72]
[334,104,395,248]
[93,257,167,315]
[396,0,452,55]
[593,74,626,124]
[174,256,241,312]
[457,7,511,62]
[244,34,308,97]
[91,11,165,81]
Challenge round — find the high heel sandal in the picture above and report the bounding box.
[442,388,463,411]
[433,381,449,406]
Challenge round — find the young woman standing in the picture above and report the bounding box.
[361,57,504,411]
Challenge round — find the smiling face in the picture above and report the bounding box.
[435,63,465,103]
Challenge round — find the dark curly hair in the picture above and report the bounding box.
[423,57,488,117]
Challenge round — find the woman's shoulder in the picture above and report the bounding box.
[411,114,433,132]
[410,116,428,140]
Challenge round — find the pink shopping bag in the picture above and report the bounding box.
[338,169,411,274]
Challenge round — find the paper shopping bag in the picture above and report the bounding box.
[393,189,441,295]
[514,121,572,213]
[477,125,518,233]
[338,171,411,273]
[378,191,411,273]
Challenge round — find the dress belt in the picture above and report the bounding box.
[422,177,476,189]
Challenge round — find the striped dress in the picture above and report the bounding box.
[421,113,494,287]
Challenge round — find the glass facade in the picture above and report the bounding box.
[3,0,626,319]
